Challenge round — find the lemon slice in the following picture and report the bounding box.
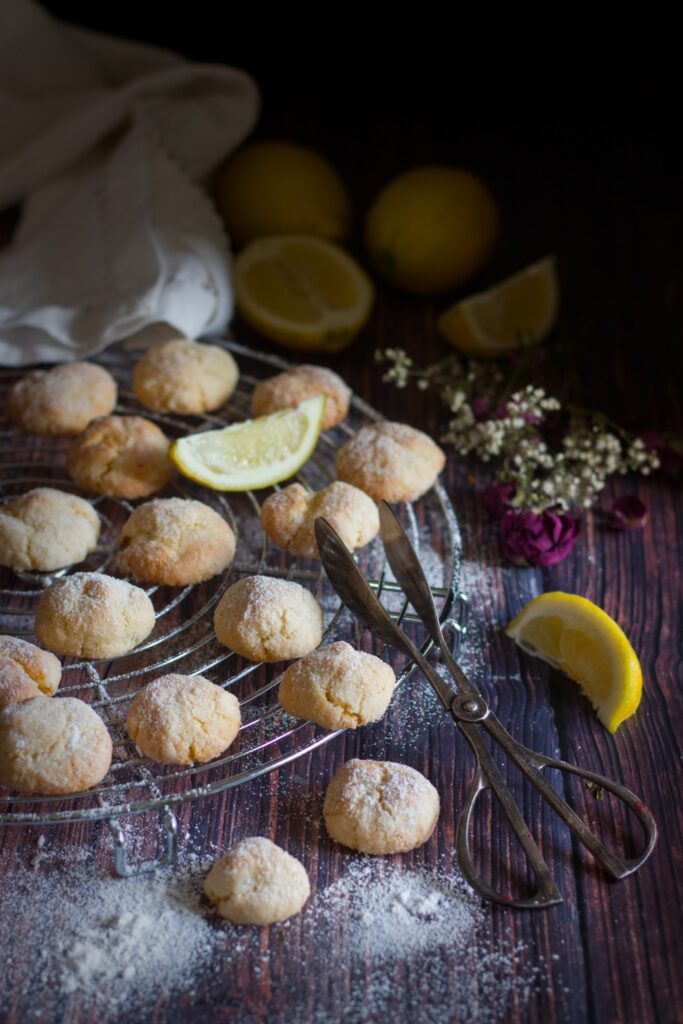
[233,236,374,353]
[437,256,558,357]
[169,396,326,491]
[506,592,642,732]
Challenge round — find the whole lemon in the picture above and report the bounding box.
[364,166,500,295]
[217,141,352,247]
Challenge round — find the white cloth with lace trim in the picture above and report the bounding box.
[0,0,259,365]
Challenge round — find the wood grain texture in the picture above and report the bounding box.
[1,61,682,1024]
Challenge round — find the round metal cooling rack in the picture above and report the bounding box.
[0,340,465,875]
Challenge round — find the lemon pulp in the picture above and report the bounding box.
[506,591,642,732]
[234,236,374,353]
[170,396,326,491]
[438,256,558,357]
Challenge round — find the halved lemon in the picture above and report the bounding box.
[437,256,558,357]
[506,592,642,732]
[169,396,326,491]
[233,236,374,353]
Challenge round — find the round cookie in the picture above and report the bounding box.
[6,362,117,436]
[0,488,100,572]
[127,673,241,765]
[132,337,239,414]
[34,572,155,659]
[278,642,396,730]
[214,576,323,663]
[0,636,61,707]
[251,365,350,430]
[261,482,378,558]
[117,498,236,585]
[323,758,440,855]
[204,837,310,925]
[0,696,112,795]
[335,421,446,502]
[67,415,172,499]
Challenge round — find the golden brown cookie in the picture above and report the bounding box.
[261,481,378,558]
[335,421,446,502]
[127,673,241,765]
[0,636,61,707]
[132,338,239,414]
[0,696,112,795]
[323,758,440,854]
[251,364,350,430]
[278,641,396,730]
[67,415,172,499]
[5,362,117,436]
[0,488,100,572]
[204,837,310,924]
[214,575,323,662]
[34,572,155,659]
[117,498,236,585]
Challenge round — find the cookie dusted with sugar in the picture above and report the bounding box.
[127,673,241,765]
[261,481,378,558]
[0,488,100,572]
[117,498,235,585]
[0,636,61,707]
[34,572,155,659]
[278,642,396,730]
[204,837,310,924]
[214,575,323,662]
[0,696,112,795]
[6,362,117,436]
[132,337,239,414]
[251,364,350,430]
[67,415,172,499]
[323,758,440,854]
[335,421,446,502]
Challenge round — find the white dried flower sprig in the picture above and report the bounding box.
[375,349,660,513]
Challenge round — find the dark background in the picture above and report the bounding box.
[37,3,681,413]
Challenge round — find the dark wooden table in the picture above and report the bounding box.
[1,14,682,1021]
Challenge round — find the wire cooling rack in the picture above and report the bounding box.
[0,340,465,874]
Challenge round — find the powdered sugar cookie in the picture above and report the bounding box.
[278,642,396,730]
[127,673,241,765]
[67,415,172,499]
[132,338,239,414]
[34,572,155,659]
[323,758,440,854]
[117,498,235,585]
[335,421,446,502]
[0,636,61,707]
[0,488,100,572]
[214,576,323,662]
[251,364,350,430]
[6,362,117,436]
[204,837,310,924]
[261,481,378,558]
[0,696,112,795]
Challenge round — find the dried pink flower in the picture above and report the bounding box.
[609,495,648,531]
[481,481,516,520]
[500,509,581,567]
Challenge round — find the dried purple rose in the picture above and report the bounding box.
[609,495,648,531]
[500,509,581,567]
[481,481,516,520]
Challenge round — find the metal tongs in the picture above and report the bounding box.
[314,502,657,909]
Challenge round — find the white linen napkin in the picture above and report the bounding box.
[0,0,260,366]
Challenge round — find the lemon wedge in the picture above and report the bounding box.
[169,396,326,491]
[438,256,558,357]
[233,236,374,353]
[506,592,642,732]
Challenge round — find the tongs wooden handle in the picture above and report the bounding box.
[314,505,657,909]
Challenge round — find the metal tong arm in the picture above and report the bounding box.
[314,515,563,909]
[377,501,657,883]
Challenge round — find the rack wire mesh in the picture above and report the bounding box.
[0,340,465,873]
